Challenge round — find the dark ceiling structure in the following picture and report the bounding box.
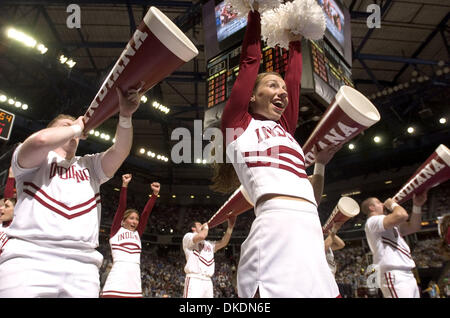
[0,0,449,205]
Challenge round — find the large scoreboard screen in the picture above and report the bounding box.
[308,39,353,103]
[206,46,289,109]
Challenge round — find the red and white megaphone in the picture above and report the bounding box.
[82,6,198,132]
[393,144,450,204]
[322,196,360,234]
[302,86,381,168]
[208,185,253,228]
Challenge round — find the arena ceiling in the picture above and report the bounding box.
[0,0,449,203]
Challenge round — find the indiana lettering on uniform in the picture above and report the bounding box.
[118,231,139,241]
[49,162,91,182]
[198,242,212,253]
[255,124,296,143]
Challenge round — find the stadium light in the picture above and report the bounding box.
[151,101,170,114]
[0,91,30,111]
[6,27,47,53]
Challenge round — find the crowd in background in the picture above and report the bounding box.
[47,175,450,297]
[98,243,238,298]
[97,233,448,298]
[1,142,448,298]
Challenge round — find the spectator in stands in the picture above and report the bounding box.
[423,280,440,298]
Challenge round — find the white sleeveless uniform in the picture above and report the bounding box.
[0,144,109,297]
[365,215,419,298]
[101,227,142,297]
[182,232,216,298]
[228,118,340,298]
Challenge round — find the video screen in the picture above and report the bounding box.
[215,1,247,42]
[318,0,345,50]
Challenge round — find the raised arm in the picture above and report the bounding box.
[221,10,261,134]
[137,182,160,237]
[279,37,303,135]
[17,116,86,169]
[382,198,409,230]
[399,191,428,236]
[324,221,345,251]
[3,166,15,199]
[214,216,236,253]
[308,144,342,204]
[110,174,131,237]
[101,86,143,178]
[193,223,210,244]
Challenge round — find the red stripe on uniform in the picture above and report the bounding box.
[24,189,98,219]
[244,145,304,162]
[193,250,214,266]
[384,273,394,298]
[246,161,308,179]
[382,239,412,259]
[0,237,9,253]
[196,257,214,267]
[111,247,141,254]
[184,277,190,298]
[112,243,141,250]
[24,182,99,210]
[389,273,398,298]
[193,250,214,263]
[101,295,142,298]
[279,155,305,170]
[382,236,411,256]
[101,290,142,298]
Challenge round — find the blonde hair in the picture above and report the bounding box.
[123,209,139,222]
[47,114,76,128]
[361,198,377,216]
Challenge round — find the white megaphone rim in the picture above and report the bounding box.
[144,7,199,62]
[436,144,450,166]
[337,196,360,217]
[335,86,381,127]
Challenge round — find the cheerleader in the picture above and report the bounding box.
[101,174,160,298]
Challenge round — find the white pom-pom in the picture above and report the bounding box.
[261,7,291,49]
[261,0,326,49]
[225,0,281,18]
[288,0,326,40]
